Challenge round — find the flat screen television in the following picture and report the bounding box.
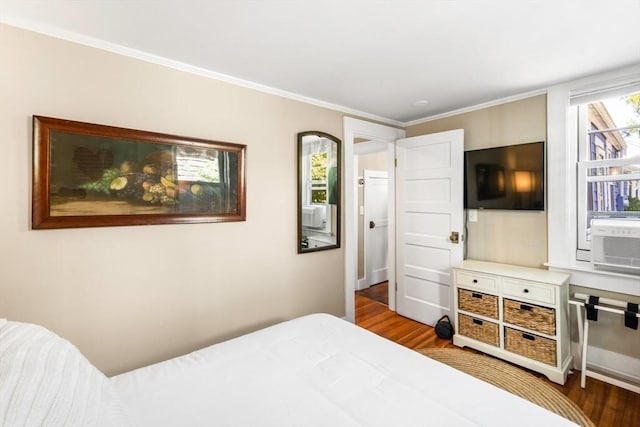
[464,142,544,210]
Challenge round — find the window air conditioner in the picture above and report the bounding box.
[301,205,326,229]
[590,219,640,274]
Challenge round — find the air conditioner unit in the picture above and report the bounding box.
[590,219,640,274]
[301,205,326,229]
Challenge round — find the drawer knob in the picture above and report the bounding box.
[472,293,483,299]
[522,333,535,341]
[472,319,483,326]
[473,279,478,283]
[520,304,532,311]
[523,288,529,293]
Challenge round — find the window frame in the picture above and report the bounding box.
[575,96,640,261]
[546,68,640,296]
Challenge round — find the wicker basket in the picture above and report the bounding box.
[458,314,499,347]
[504,327,556,366]
[458,289,499,319]
[503,299,555,335]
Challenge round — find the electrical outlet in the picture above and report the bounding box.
[468,209,478,222]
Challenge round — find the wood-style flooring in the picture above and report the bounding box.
[355,282,640,427]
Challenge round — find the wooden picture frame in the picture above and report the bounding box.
[32,116,246,229]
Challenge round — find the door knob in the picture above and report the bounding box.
[449,231,459,244]
[369,221,376,229]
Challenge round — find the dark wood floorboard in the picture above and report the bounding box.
[355,281,389,305]
[355,292,640,427]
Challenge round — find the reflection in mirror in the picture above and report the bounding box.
[298,131,341,253]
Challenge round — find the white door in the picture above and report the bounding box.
[364,170,389,288]
[395,129,464,326]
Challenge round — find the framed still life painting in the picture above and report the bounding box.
[32,116,246,229]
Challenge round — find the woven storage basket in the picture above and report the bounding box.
[458,289,499,319]
[458,314,499,347]
[504,327,556,366]
[503,299,556,335]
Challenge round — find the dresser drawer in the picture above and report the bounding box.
[458,289,498,319]
[458,314,499,347]
[504,327,556,366]
[501,278,556,305]
[455,270,498,293]
[503,299,556,335]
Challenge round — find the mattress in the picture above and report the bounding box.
[111,313,577,427]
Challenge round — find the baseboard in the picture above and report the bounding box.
[357,278,367,291]
[571,341,640,385]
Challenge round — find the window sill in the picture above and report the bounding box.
[545,261,640,297]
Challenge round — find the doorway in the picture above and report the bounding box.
[355,151,390,307]
[343,118,405,322]
[344,118,464,325]
[356,151,390,292]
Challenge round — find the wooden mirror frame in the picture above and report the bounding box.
[297,131,341,253]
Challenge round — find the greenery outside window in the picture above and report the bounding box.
[311,152,328,204]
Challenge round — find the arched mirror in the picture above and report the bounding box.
[298,131,341,253]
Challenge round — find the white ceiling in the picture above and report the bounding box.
[2,0,640,124]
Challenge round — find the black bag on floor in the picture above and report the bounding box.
[435,315,454,340]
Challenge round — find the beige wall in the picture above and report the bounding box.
[406,95,548,268]
[0,24,345,376]
[356,151,389,279]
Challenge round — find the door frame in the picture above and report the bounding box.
[343,117,405,322]
[355,147,388,292]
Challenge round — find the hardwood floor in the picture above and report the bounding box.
[355,281,389,305]
[355,290,640,427]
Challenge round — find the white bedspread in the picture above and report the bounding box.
[0,319,129,427]
[111,314,577,427]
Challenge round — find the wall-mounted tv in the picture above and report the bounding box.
[464,142,544,210]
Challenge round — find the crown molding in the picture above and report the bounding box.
[0,18,404,128]
[403,88,549,127]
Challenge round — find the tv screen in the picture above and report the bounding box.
[464,142,544,210]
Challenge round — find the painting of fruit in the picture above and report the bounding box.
[32,116,246,229]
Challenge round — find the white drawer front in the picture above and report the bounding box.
[502,278,556,305]
[455,270,498,293]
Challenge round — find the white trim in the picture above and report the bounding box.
[547,85,575,267]
[344,118,405,322]
[410,65,637,125]
[547,66,640,297]
[576,104,591,252]
[356,140,392,292]
[5,18,640,129]
[448,66,640,121]
[569,65,640,105]
[0,19,404,128]
[586,370,640,394]
[403,88,548,127]
[570,337,640,392]
[586,172,640,183]
[547,262,640,296]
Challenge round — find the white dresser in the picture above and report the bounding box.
[453,260,572,385]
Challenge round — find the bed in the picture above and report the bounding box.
[0,314,577,426]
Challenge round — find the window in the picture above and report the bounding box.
[575,91,640,260]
